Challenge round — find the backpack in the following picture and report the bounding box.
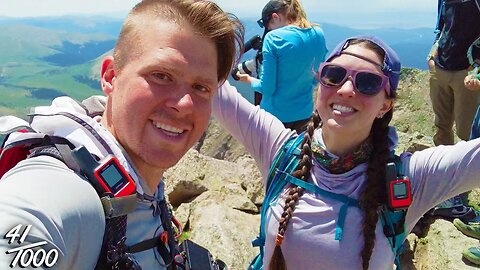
[248,134,408,270]
[0,117,179,270]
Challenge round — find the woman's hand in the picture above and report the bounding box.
[236,72,253,83]
[464,74,480,91]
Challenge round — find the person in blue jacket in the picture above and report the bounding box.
[236,0,327,133]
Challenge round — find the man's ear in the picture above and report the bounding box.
[101,56,116,96]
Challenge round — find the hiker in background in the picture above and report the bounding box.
[464,36,480,92]
[453,35,480,266]
[235,0,327,133]
[421,0,480,230]
[0,0,243,269]
[213,36,480,269]
[427,0,480,146]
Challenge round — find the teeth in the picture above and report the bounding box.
[332,104,354,113]
[152,121,184,134]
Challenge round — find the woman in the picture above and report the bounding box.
[236,0,327,133]
[213,36,480,269]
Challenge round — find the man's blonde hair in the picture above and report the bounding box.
[113,0,244,83]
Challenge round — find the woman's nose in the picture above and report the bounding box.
[337,76,356,97]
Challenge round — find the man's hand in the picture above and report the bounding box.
[464,74,480,91]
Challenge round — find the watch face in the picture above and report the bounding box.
[392,182,407,199]
[97,160,130,194]
[99,163,124,189]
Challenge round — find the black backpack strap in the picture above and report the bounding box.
[158,199,177,267]
[123,199,178,269]
[26,135,141,270]
[28,135,79,171]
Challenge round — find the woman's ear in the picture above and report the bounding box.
[271,12,280,21]
[101,56,116,96]
[377,99,394,118]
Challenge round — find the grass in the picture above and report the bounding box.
[391,68,436,138]
[0,61,100,118]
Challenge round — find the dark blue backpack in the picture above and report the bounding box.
[248,134,408,270]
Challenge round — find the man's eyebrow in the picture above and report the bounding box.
[196,76,218,87]
[145,64,217,86]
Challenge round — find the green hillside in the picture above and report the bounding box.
[0,24,115,118]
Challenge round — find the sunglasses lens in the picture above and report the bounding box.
[320,65,347,87]
[257,19,264,28]
[355,72,384,95]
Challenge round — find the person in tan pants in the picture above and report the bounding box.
[429,66,480,145]
[428,0,480,146]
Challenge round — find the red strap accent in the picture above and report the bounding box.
[171,216,183,239]
[0,146,29,178]
[0,130,35,178]
[160,231,168,245]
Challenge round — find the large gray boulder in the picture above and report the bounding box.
[164,149,262,269]
[174,192,260,270]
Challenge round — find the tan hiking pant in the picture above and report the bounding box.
[429,65,480,145]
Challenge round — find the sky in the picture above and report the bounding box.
[0,0,438,28]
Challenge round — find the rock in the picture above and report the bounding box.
[165,149,263,269]
[195,120,250,162]
[164,149,262,209]
[468,189,480,210]
[174,191,260,270]
[407,218,480,269]
[236,157,264,206]
[396,131,434,153]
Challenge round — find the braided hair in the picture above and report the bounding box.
[269,111,321,270]
[269,39,396,270]
[359,109,393,270]
[352,39,397,270]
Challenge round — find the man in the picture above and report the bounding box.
[428,0,480,146]
[0,0,243,269]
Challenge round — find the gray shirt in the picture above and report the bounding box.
[0,97,168,269]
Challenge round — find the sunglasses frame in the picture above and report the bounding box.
[257,15,271,28]
[318,63,391,97]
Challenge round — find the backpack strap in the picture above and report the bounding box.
[251,134,304,256]
[2,133,140,270]
[379,154,408,270]
[253,132,361,245]
[157,199,177,267]
[281,172,359,240]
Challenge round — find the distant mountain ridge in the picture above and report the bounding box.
[240,19,434,69]
[0,15,435,116]
[0,14,435,68]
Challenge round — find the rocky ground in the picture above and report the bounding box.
[163,69,480,270]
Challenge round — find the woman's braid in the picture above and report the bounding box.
[359,110,393,270]
[269,112,321,270]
